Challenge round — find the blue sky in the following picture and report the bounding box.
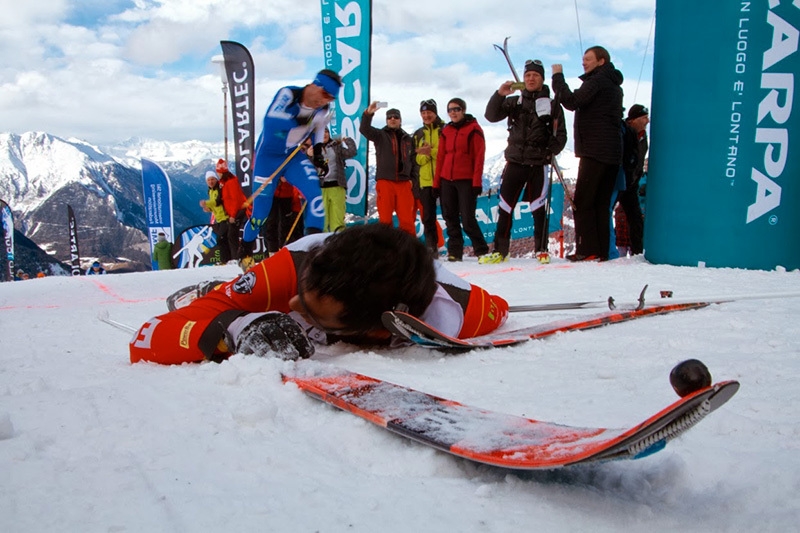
[0,0,656,155]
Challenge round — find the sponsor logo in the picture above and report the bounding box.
[233,271,257,294]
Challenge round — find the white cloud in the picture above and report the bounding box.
[0,0,657,151]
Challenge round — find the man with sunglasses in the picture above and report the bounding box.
[359,102,416,235]
[128,224,509,365]
[238,69,343,270]
[482,59,567,264]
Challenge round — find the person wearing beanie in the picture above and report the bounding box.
[359,101,416,235]
[200,170,233,264]
[215,159,249,263]
[434,98,490,262]
[239,69,342,270]
[482,59,568,264]
[551,45,624,261]
[413,99,446,255]
[615,104,649,256]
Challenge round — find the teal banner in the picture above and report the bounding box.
[647,0,799,270]
[320,0,372,217]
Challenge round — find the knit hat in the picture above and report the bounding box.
[216,158,229,174]
[205,170,218,181]
[627,104,649,120]
[419,99,437,114]
[386,108,402,120]
[524,59,545,78]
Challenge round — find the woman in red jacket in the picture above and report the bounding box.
[434,98,489,262]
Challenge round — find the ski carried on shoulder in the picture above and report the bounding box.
[283,363,739,470]
[382,299,710,351]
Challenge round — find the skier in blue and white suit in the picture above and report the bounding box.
[240,69,343,264]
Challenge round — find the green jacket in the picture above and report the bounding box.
[153,239,173,270]
[413,118,444,188]
[206,186,228,222]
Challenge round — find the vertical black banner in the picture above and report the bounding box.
[220,41,256,197]
[67,205,82,276]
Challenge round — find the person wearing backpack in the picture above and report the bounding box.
[617,104,649,255]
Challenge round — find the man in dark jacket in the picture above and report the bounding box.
[483,59,568,264]
[552,46,624,261]
[360,102,416,235]
[617,104,649,255]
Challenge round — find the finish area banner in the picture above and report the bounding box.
[220,41,256,197]
[320,0,372,217]
[140,158,174,270]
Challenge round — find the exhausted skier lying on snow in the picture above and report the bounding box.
[129,224,508,365]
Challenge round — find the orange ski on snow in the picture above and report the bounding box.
[282,365,739,470]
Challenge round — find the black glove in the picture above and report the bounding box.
[472,187,482,197]
[312,143,329,177]
[432,188,440,199]
[234,312,314,361]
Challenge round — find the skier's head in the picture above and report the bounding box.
[523,60,545,92]
[419,99,439,125]
[385,108,402,129]
[447,98,467,123]
[291,224,437,340]
[583,46,610,74]
[305,69,342,108]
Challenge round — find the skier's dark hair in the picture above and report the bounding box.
[302,224,437,332]
[585,45,611,64]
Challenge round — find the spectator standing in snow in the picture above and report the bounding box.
[129,224,509,366]
[311,128,357,232]
[482,59,567,264]
[359,103,416,236]
[215,159,249,264]
[152,232,173,270]
[551,46,624,261]
[413,99,446,256]
[199,171,232,264]
[434,98,489,262]
[615,104,649,256]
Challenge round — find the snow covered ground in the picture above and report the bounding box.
[2,255,799,532]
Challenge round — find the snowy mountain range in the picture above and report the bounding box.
[0,131,578,274]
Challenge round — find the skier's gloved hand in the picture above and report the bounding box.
[472,187,482,198]
[230,312,315,361]
[312,143,329,177]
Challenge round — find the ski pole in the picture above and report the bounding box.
[242,109,329,209]
[284,200,308,244]
[242,142,306,209]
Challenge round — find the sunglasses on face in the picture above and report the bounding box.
[387,115,400,120]
[447,107,463,113]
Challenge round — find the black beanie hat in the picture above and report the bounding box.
[420,99,437,114]
[524,59,545,78]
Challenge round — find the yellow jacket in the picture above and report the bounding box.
[413,118,444,188]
